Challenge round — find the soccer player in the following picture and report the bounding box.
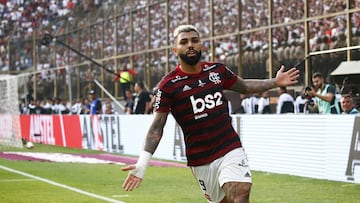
[121,24,299,203]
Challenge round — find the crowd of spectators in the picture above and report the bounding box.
[0,0,115,72]
[235,85,359,115]
[20,83,155,115]
[21,95,118,115]
[1,0,360,100]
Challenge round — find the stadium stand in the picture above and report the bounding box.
[1,0,360,107]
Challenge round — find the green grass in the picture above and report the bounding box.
[1,144,360,203]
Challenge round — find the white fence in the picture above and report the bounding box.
[22,114,360,184]
[119,114,360,184]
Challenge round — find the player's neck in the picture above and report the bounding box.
[179,62,201,74]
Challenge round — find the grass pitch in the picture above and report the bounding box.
[0,144,359,203]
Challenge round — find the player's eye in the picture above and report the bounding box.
[191,38,199,43]
[179,39,188,45]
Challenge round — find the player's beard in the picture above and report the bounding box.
[179,50,202,66]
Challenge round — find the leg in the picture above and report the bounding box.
[222,182,252,203]
[220,197,228,203]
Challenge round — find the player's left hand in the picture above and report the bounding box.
[121,165,143,191]
[275,65,300,87]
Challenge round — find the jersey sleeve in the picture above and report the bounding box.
[223,66,238,89]
[153,86,172,113]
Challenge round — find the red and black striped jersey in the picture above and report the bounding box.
[153,62,242,166]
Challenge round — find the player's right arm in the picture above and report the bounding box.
[121,111,169,191]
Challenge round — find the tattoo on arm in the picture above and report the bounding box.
[229,77,277,94]
[144,112,168,154]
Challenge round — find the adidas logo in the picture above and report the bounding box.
[183,85,192,91]
[244,172,251,178]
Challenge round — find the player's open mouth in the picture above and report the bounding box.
[187,51,197,56]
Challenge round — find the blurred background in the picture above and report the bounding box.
[1,0,359,105]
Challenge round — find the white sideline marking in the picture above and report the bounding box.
[0,165,125,203]
[3,152,124,165]
[112,195,129,198]
[0,178,35,182]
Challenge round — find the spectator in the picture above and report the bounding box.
[303,87,317,114]
[102,97,114,114]
[117,65,136,100]
[53,97,69,114]
[27,99,37,114]
[294,88,308,113]
[248,93,260,114]
[82,98,91,114]
[42,97,54,114]
[124,89,135,114]
[258,91,271,114]
[340,94,359,114]
[132,81,151,114]
[336,92,343,114]
[240,94,252,114]
[88,90,102,114]
[71,98,83,115]
[104,103,115,114]
[19,99,26,114]
[276,86,294,114]
[306,72,340,114]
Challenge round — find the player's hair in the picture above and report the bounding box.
[173,24,200,39]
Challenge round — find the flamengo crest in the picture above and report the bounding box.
[209,72,221,84]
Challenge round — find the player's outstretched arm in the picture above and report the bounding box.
[230,65,299,94]
[121,112,169,191]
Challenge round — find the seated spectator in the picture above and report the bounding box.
[249,93,260,114]
[276,86,294,114]
[340,94,359,114]
[102,97,115,114]
[27,99,37,114]
[240,94,252,114]
[258,91,271,114]
[240,93,260,114]
[53,97,69,114]
[42,97,54,114]
[104,103,115,114]
[294,88,307,113]
[71,98,83,115]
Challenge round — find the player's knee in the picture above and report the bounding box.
[223,182,251,203]
[232,192,250,203]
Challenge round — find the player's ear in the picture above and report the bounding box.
[199,42,204,50]
[171,46,178,57]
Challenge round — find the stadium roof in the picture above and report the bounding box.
[330,61,360,76]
